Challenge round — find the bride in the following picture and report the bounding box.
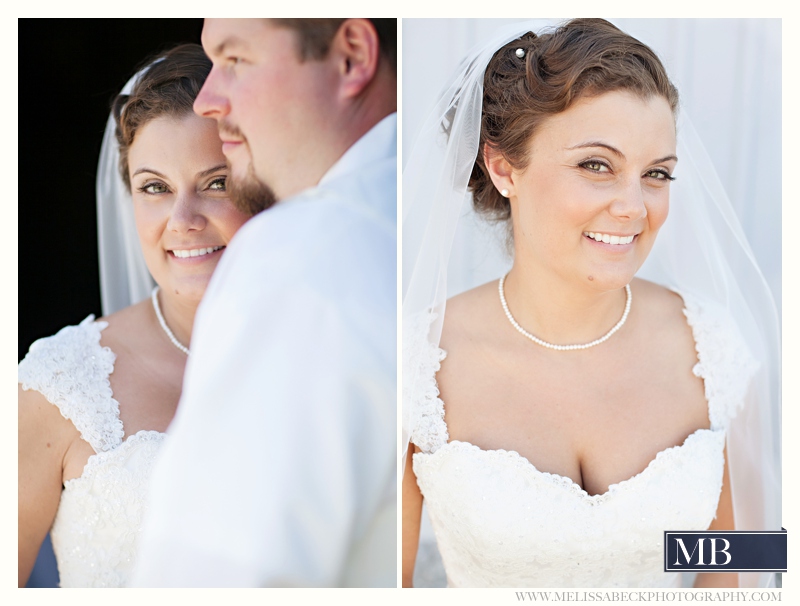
[402,19,780,588]
[17,44,251,587]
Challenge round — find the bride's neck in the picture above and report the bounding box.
[155,289,197,351]
[502,264,628,346]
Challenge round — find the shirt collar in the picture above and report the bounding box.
[318,113,397,187]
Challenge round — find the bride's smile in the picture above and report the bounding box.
[582,232,637,245]
[169,245,225,259]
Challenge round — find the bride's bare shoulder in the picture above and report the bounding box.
[441,279,502,344]
[631,278,687,319]
[447,279,499,310]
[631,278,696,351]
[96,298,153,353]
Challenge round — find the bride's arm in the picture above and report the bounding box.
[402,444,423,588]
[17,386,70,587]
[693,446,738,588]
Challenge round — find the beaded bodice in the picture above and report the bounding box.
[406,292,757,587]
[19,316,166,587]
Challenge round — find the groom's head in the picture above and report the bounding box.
[195,18,397,214]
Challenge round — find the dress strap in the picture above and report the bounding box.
[404,311,450,454]
[18,315,124,452]
[680,292,759,432]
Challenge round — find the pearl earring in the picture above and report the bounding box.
[501,188,509,197]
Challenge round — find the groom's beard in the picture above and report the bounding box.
[219,120,277,216]
[228,161,278,216]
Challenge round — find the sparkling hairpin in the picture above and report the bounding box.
[515,48,525,58]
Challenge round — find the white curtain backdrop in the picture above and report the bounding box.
[401,18,781,588]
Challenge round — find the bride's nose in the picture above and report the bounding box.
[167,191,207,233]
[608,176,648,221]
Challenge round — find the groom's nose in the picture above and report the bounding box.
[194,67,230,120]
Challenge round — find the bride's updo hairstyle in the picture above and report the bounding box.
[112,43,211,190]
[470,18,680,224]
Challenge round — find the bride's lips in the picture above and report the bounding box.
[167,245,225,262]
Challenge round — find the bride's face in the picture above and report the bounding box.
[506,90,677,291]
[128,113,251,304]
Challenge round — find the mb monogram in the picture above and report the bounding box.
[664,530,787,573]
[673,537,731,566]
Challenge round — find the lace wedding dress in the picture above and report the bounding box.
[18,316,166,587]
[407,292,757,587]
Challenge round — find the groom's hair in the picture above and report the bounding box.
[272,19,396,73]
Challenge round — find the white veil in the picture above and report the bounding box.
[96,65,158,316]
[402,19,781,588]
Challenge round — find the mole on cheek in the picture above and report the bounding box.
[587,276,594,281]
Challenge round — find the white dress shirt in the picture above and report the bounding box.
[131,114,397,587]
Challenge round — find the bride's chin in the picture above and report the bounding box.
[580,266,638,292]
[159,275,212,306]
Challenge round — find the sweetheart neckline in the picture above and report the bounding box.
[415,427,723,503]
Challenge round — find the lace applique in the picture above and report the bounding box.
[681,292,759,431]
[404,311,448,453]
[18,315,124,452]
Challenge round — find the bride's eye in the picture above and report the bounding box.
[138,181,169,195]
[644,169,675,181]
[579,160,611,174]
[208,177,227,192]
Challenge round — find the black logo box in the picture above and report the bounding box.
[664,529,786,572]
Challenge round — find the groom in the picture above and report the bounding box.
[131,19,397,587]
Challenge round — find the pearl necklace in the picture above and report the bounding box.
[498,274,632,351]
[151,286,190,356]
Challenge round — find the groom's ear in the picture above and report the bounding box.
[330,19,380,100]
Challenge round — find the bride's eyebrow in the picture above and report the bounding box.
[132,167,166,179]
[565,141,625,159]
[565,143,678,165]
[197,164,228,179]
[651,154,678,164]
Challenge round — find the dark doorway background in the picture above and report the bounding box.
[19,18,204,587]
